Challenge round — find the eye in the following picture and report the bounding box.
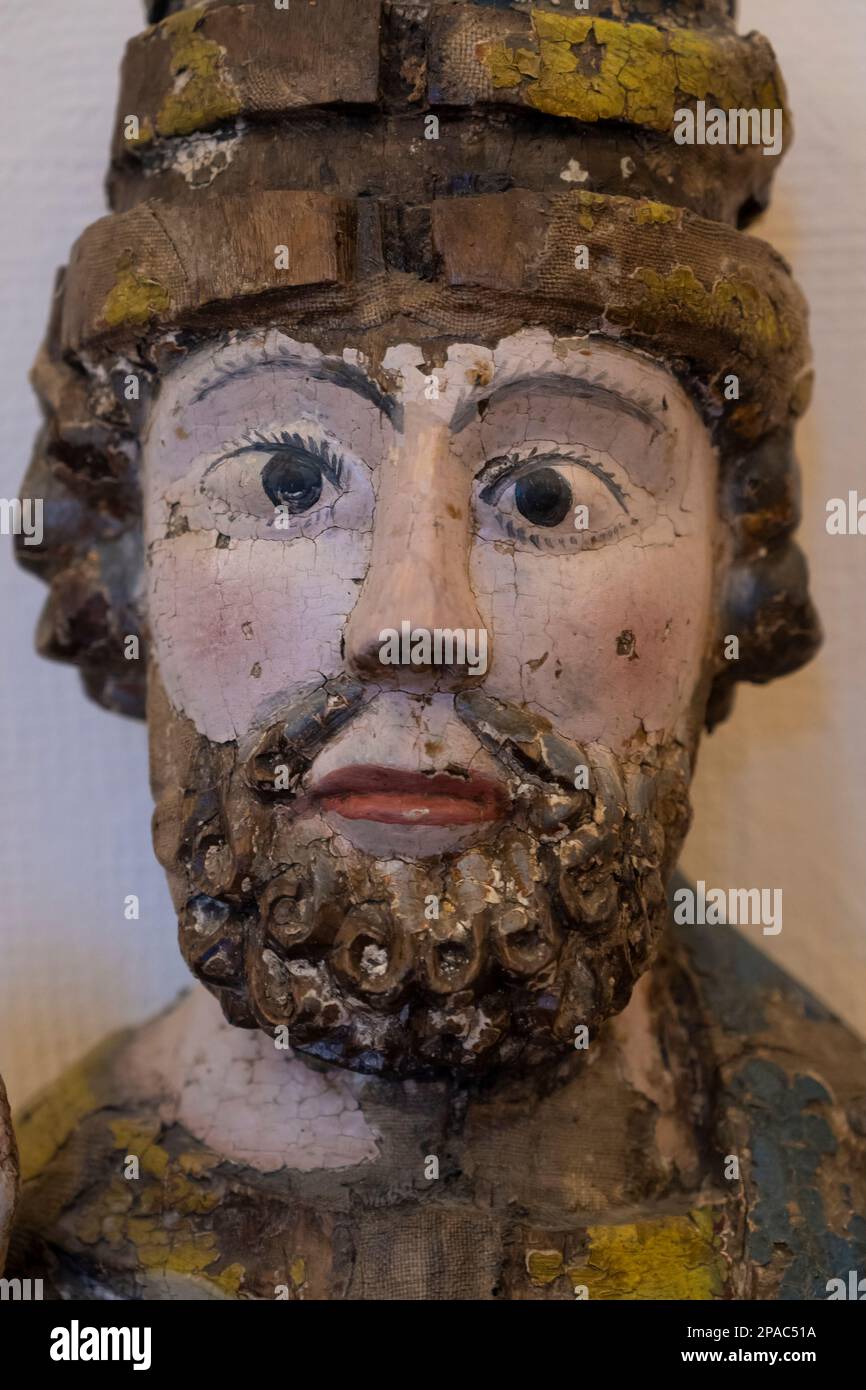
[262,454,323,513]
[514,467,573,527]
[201,429,345,527]
[475,444,637,553]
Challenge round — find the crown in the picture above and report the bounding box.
[46,0,804,435]
[19,0,820,725]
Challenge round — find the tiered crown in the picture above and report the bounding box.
[18,0,820,724]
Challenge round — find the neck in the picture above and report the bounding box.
[119,941,716,1216]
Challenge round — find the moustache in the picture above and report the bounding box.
[165,674,691,1074]
[239,678,628,838]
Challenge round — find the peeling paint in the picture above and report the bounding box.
[156,5,241,139]
[632,265,792,352]
[527,1208,725,1299]
[478,15,785,134]
[101,252,171,330]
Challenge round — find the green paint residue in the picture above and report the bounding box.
[110,1117,169,1179]
[526,1249,565,1285]
[156,4,241,138]
[15,1063,98,1183]
[479,14,783,132]
[576,190,607,231]
[70,1113,243,1295]
[633,200,680,226]
[578,1208,724,1300]
[633,265,792,352]
[102,251,171,329]
[528,1208,725,1300]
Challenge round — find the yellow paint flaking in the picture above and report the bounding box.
[136,1165,220,1219]
[570,1209,724,1300]
[71,1139,234,1291]
[110,1117,169,1179]
[15,1061,99,1182]
[633,265,791,352]
[526,1249,565,1285]
[536,34,580,80]
[479,41,522,90]
[576,190,607,231]
[477,14,785,134]
[514,48,541,80]
[128,1216,220,1275]
[633,200,679,226]
[73,1178,134,1248]
[213,1262,245,1296]
[290,1257,307,1288]
[530,13,595,46]
[102,252,171,329]
[178,1149,221,1177]
[156,4,241,138]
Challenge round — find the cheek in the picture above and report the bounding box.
[471,533,713,748]
[147,530,371,742]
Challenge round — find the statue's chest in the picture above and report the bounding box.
[44,1152,736,1301]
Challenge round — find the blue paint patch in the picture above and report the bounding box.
[731,1059,865,1299]
[669,875,836,1033]
[666,878,866,1298]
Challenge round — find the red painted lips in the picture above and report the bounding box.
[311,765,510,827]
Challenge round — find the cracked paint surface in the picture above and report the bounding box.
[102,251,171,329]
[137,327,717,1076]
[526,1207,724,1300]
[144,328,716,756]
[155,4,241,139]
[478,13,784,132]
[125,988,380,1174]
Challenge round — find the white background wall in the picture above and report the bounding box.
[0,0,864,1110]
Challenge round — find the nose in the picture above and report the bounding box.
[345,404,490,689]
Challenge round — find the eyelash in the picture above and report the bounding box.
[222,428,346,490]
[478,446,628,510]
[199,433,632,552]
[472,445,633,552]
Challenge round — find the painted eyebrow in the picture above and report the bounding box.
[188,352,400,424]
[451,371,665,434]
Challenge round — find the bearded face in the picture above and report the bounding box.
[143,327,719,1078]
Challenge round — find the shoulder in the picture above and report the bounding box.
[671,881,866,1299]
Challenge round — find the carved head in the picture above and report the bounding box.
[18,0,819,1077]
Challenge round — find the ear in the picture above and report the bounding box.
[706,430,822,730]
[16,289,149,721]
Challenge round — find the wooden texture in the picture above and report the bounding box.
[147,0,736,25]
[116,0,382,156]
[7,909,866,1299]
[431,188,810,440]
[61,191,357,351]
[114,2,781,230]
[427,5,782,124]
[57,185,808,447]
[5,0,852,1306]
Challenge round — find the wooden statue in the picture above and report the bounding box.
[5,0,865,1300]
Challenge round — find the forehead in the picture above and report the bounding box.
[150,327,698,433]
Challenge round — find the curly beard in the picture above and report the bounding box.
[149,671,693,1079]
